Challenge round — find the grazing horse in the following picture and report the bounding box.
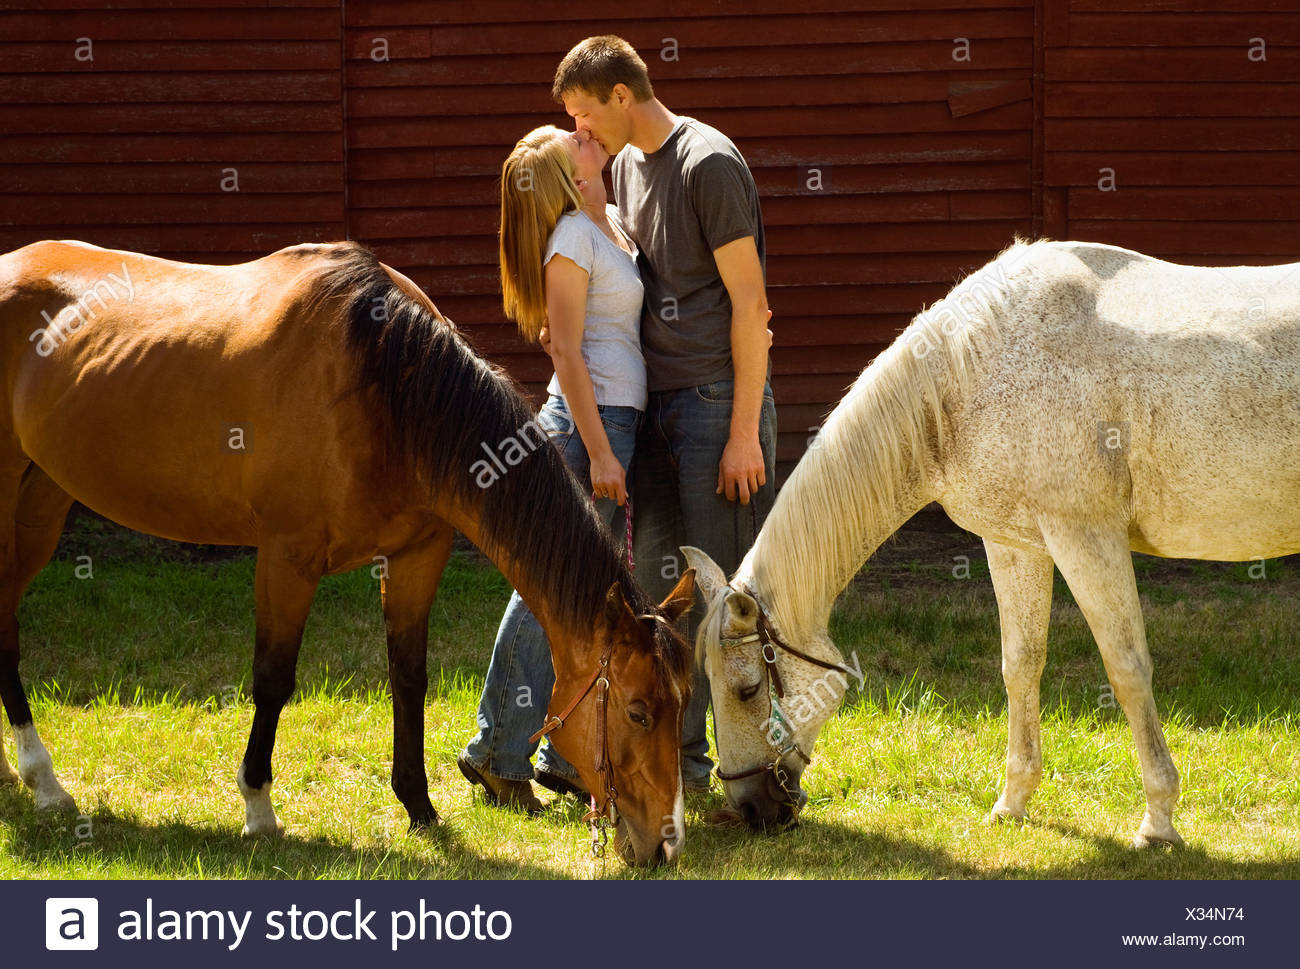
[687,239,1300,847]
[0,239,695,866]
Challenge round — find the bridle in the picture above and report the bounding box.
[529,609,677,859]
[713,587,850,812]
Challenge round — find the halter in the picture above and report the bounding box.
[529,609,675,858]
[713,589,851,813]
[529,636,617,856]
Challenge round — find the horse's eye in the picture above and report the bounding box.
[738,682,762,703]
[627,701,652,729]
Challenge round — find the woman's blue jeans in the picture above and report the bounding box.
[461,394,641,783]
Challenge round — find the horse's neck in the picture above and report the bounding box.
[449,511,584,656]
[741,341,938,641]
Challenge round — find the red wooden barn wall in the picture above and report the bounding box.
[3,1,1299,482]
[1042,0,1300,264]
[0,1,346,261]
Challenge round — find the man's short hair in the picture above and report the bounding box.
[552,35,654,104]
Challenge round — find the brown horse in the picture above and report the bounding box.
[0,239,695,866]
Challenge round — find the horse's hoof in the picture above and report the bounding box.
[407,811,441,834]
[34,786,78,813]
[988,802,1028,825]
[0,764,20,787]
[242,818,285,838]
[1132,828,1184,849]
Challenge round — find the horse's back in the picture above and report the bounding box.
[948,241,1300,560]
[0,240,391,548]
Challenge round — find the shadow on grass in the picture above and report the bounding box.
[682,810,1300,880]
[6,786,1298,880]
[0,787,568,880]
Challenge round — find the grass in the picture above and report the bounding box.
[2,514,1299,879]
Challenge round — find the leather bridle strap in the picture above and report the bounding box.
[713,593,850,794]
[529,664,602,745]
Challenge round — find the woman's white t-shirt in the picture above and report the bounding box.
[543,205,647,411]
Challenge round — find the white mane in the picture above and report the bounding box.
[742,239,1043,643]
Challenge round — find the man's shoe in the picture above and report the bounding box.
[457,754,543,815]
[533,767,589,801]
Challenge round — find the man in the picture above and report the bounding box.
[551,35,777,791]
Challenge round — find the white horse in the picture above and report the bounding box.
[686,239,1300,847]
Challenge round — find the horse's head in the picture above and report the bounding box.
[683,546,848,832]
[544,569,696,866]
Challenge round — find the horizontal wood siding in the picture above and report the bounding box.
[345,1,1035,479]
[0,2,345,263]
[1043,1,1300,264]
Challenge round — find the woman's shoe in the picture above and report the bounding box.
[533,766,589,801]
[457,754,543,815]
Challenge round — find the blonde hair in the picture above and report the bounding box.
[499,126,583,340]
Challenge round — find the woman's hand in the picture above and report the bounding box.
[589,450,628,506]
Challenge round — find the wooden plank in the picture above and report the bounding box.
[1068,186,1300,221]
[1045,118,1300,151]
[4,0,336,8]
[1047,82,1300,117]
[0,223,346,254]
[1065,219,1300,256]
[1,9,340,41]
[767,219,1023,255]
[948,78,1032,117]
[0,193,344,225]
[1045,150,1300,186]
[0,70,340,104]
[1070,0,1297,12]
[344,10,1031,59]
[345,40,1034,88]
[0,102,341,134]
[347,0,1031,27]
[0,162,341,193]
[0,41,339,73]
[1068,12,1300,46]
[1047,48,1300,83]
[0,132,343,163]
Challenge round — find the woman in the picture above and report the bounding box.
[457,125,645,811]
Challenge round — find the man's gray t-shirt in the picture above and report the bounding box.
[612,117,765,392]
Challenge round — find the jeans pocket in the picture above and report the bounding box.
[693,380,735,404]
[599,406,640,433]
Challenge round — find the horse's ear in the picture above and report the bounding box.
[722,588,759,639]
[680,546,727,603]
[604,581,637,627]
[659,568,696,624]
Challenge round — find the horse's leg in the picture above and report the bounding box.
[1,462,76,809]
[985,539,1054,823]
[1042,525,1182,847]
[237,547,320,835]
[381,527,453,830]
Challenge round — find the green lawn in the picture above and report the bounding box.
[2,517,1299,879]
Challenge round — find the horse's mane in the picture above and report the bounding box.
[747,239,1040,642]
[304,242,689,682]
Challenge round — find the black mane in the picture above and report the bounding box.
[312,243,689,683]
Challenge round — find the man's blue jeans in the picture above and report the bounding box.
[461,394,640,783]
[631,379,778,787]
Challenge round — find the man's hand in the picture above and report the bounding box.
[717,431,766,505]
